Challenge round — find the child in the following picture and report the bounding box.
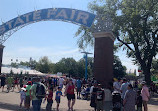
[55,86,63,111]
[85,84,90,100]
[81,87,86,99]
[20,87,26,108]
[137,90,142,111]
[46,86,53,111]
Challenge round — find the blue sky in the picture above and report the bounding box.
[0,0,138,74]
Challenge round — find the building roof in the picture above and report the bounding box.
[1,66,45,76]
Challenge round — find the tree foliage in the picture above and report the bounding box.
[113,55,127,78]
[75,0,158,84]
[14,56,126,78]
[53,58,78,77]
[36,56,52,73]
[151,59,158,74]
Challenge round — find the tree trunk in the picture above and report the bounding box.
[143,67,151,85]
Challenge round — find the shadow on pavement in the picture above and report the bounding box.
[148,94,158,106]
[0,102,20,111]
[0,102,93,111]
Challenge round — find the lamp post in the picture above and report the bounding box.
[81,51,92,80]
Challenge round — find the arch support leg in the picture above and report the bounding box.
[0,45,4,74]
[93,32,114,87]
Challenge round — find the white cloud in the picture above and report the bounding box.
[2,46,81,64]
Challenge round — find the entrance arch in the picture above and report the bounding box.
[0,8,96,44]
[0,8,114,87]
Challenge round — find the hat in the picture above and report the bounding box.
[23,85,27,88]
[98,84,101,86]
[21,87,26,91]
[141,81,146,85]
[27,81,32,85]
[114,78,118,81]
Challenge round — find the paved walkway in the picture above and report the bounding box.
[0,87,158,111]
[0,87,93,111]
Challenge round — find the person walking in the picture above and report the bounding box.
[120,78,128,99]
[6,76,14,92]
[64,79,76,111]
[46,86,53,111]
[0,74,6,92]
[25,81,32,111]
[20,87,26,108]
[90,82,98,111]
[123,84,136,111]
[76,78,82,99]
[12,77,20,92]
[141,81,150,111]
[136,90,143,111]
[30,77,46,111]
[58,77,64,89]
[19,77,24,89]
[55,86,63,111]
[104,85,112,111]
[113,78,121,92]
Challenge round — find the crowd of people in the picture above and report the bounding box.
[0,74,158,111]
[112,78,157,111]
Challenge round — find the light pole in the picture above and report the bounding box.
[81,51,92,80]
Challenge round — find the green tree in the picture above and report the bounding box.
[49,63,55,74]
[36,56,52,73]
[113,55,127,78]
[29,58,37,69]
[77,59,85,78]
[11,62,18,68]
[125,73,137,80]
[151,59,158,74]
[53,58,78,77]
[77,57,94,78]
[75,0,158,85]
[19,61,30,67]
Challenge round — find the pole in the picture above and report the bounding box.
[81,51,92,81]
[85,54,88,80]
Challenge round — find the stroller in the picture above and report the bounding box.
[112,91,121,111]
[81,86,90,100]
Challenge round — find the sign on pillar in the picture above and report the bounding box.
[93,32,115,88]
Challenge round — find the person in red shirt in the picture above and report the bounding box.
[12,77,19,92]
[65,79,76,111]
[46,86,53,111]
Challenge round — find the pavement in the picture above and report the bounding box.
[0,87,158,111]
[0,87,93,111]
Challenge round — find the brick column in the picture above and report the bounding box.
[0,45,4,74]
[93,32,115,87]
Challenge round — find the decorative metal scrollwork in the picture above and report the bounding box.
[91,14,113,33]
[0,24,26,45]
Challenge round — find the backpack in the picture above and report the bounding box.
[35,84,46,99]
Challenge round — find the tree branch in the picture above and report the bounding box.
[116,36,134,51]
[126,29,145,66]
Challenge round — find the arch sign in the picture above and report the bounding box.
[0,8,96,36]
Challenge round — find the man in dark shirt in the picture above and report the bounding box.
[48,77,52,88]
[1,74,6,92]
[96,84,105,111]
[137,90,142,111]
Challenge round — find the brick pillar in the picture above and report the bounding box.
[0,45,4,74]
[93,32,115,87]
